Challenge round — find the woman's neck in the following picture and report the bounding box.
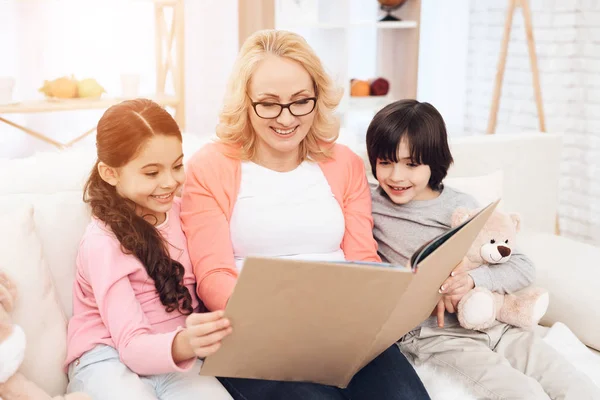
[253,145,300,172]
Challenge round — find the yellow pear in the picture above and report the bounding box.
[38,76,78,99]
[77,78,106,99]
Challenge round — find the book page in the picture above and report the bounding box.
[200,257,414,388]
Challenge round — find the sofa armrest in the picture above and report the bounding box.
[519,232,600,352]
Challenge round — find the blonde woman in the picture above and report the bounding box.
[180,30,430,399]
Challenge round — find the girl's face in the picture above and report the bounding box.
[247,54,316,162]
[101,135,185,224]
[375,139,438,205]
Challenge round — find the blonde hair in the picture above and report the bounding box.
[217,29,343,162]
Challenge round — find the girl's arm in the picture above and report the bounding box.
[340,150,381,263]
[80,234,196,375]
[180,150,239,311]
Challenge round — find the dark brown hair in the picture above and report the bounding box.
[84,98,193,315]
[366,99,453,191]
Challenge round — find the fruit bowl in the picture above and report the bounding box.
[39,76,106,100]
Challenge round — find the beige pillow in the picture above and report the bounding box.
[0,192,91,317]
[519,232,600,352]
[0,206,68,395]
[444,170,504,209]
[28,192,90,318]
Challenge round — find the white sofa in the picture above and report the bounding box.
[0,131,598,398]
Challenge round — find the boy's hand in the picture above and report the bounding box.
[185,310,232,359]
[433,299,445,327]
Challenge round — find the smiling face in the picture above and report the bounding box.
[375,139,438,205]
[247,54,316,164]
[99,134,185,224]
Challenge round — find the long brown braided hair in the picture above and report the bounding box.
[83,99,193,315]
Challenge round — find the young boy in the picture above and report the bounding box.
[366,99,599,400]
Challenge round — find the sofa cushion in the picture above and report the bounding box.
[0,206,68,395]
[0,133,210,196]
[0,192,90,317]
[444,170,504,209]
[520,232,600,352]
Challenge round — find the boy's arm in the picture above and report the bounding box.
[468,248,535,294]
[447,191,535,294]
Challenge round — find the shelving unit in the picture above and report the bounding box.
[283,20,418,30]
[0,0,185,149]
[275,0,421,125]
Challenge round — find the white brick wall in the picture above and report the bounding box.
[465,0,600,245]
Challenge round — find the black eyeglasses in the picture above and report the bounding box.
[250,97,317,119]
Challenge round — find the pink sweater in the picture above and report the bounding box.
[180,141,381,312]
[65,200,199,375]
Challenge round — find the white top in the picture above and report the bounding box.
[230,161,346,269]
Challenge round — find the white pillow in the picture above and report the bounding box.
[444,170,504,209]
[31,192,91,317]
[0,147,96,195]
[0,206,68,395]
[0,192,91,317]
[519,231,600,352]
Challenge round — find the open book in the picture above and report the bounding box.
[200,199,500,387]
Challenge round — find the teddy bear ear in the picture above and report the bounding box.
[0,272,16,311]
[451,207,472,227]
[0,285,15,314]
[509,213,522,232]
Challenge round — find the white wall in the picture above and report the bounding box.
[465,0,600,245]
[0,0,238,158]
[417,0,471,136]
[184,0,238,137]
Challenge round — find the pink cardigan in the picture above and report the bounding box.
[180,141,380,311]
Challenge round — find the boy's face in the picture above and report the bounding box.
[375,139,438,204]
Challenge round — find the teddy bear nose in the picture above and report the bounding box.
[498,245,511,257]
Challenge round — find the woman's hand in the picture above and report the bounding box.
[186,310,232,359]
[439,258,475,313]
[432,258,475,327]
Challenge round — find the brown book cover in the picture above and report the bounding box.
[200,199,500,387]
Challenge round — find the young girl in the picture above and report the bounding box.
[366,99,600,400]
[64,99,233,400]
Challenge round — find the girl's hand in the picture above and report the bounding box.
[185,310,232,359]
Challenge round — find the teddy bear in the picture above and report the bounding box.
[450,208,550,331]
[0,271,91,400]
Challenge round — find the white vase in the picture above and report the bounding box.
[120,73,140,98]
[0,77,16,104]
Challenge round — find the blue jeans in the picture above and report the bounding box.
[218,344,430,400]
[67,345,232,400]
